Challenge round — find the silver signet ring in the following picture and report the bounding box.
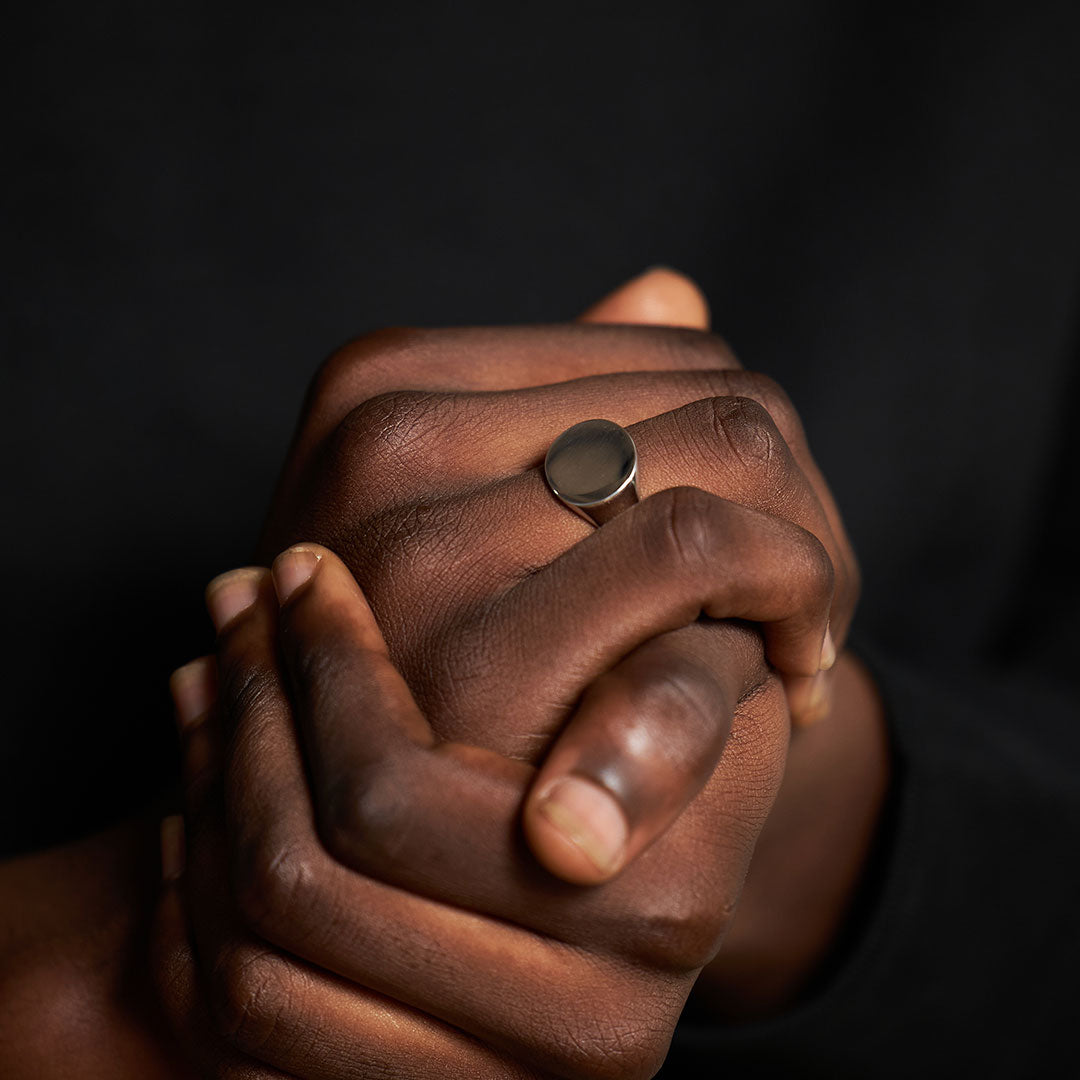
[544,419,640,527]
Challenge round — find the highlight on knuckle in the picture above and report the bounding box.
[627,885,737,972]
[335,385,459,487]
[211,943,293,1053]
[217,653,275,728]
[233,835,312,940]
[317,757,417,876]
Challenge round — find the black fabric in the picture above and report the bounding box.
[664,650,1080,1077]
[3,2,1078,1076]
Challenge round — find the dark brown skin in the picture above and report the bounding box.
[0,820,191,1079]
[251,298,861,881]
[0,271,888,1077]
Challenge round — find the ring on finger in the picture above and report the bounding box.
[543,419,640,527]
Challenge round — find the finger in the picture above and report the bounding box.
[625,394,852,650]
[169,654,221,821]
[318,363,846,514]
[273,324,856,644]
[522,621,776,884]
[315,322,735,406]
[180,812,542,1080]
[577,266,711,330]
[208,563,694,1077]
[152,819,295,1079]
[266,544,704,940]
[190,588,546,1078]
[408,486,831,760]
[266,546,787,944]
[265,539,779,925]
[268,321,740,521]
[323,370,747,509]
[329,390,850,671]
[290,357,857,654]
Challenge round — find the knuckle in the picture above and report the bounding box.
[630,886,737,972]
[233,834,313,941]
[707,395,780,476]
[317,757,418,875]
[308,326,427,412]
[778,519,836,611]
[336,388,448,471]
[649,485,721,572]
[210,943,293,1053]
[216,650,276,728]
[736,372,800,433]
[801,528,837,608]
[326,389,461,513]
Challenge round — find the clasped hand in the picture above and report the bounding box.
[152,273,861,1079]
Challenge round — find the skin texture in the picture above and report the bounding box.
[0,270,888,1078]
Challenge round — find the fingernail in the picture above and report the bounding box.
[205,568,262,631]
[820,626,836,671]
[169,657,216,732]
[160,814,185,882]
[272,546,322,604]
[537,776,628,875]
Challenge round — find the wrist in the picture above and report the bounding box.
[0,818,194,1079]
[692,651,891,1020]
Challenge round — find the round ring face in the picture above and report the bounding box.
[544,419,637,507]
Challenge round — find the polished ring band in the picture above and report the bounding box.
[544,419,640,527]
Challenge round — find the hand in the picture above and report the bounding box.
[155,523,821,1078]
[253,270,859,884]
[150,274,876,1075]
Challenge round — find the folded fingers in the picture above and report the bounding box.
[195,554,695,1078]
[426,486,832,757]
[163,629,562,1079]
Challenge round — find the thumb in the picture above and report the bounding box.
[577,266,710,330]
